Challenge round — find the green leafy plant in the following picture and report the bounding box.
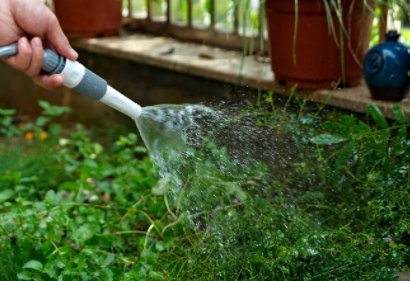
[0,104,168,280]
[0,108,20,137]
[152,95,410,280]
[0,100,70,140]
[1,97,410,280]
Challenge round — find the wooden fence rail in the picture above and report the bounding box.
[123,0,387,51]
[124,0,269,52]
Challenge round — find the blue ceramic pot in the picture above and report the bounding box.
[364,32,410,101]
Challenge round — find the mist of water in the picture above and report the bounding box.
[135,103,299,222]
[133,102,400,280]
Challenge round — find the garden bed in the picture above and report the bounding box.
[1,96,410,280]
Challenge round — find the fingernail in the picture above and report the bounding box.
[52,75,65,88]
[57,76,65,84]
[20,37,28,46]
[32,38,42,48]
[70,48,79,59]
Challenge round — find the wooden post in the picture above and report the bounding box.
[233,3,239,35]
[166,0,171,24]
[210,0,215,27]
[258,0,263,39]
[379,4,388,43]
[128,0,132,18]
[147,0,151,21]
[257,0,266,52]
[188,0,192,28]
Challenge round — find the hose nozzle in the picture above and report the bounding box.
[0,45,142,120]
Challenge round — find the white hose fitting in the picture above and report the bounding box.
[60,58,142,119]
[61,60,85,88]
[100,86,142,120]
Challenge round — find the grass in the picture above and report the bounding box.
[1,100,410,280]
[0,242,48,281]
[0,140,63,281]
[0,140,67,189]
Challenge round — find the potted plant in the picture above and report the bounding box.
[53,0,123,38]
[265,0,378,89]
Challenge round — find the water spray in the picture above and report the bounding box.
[0,45,142,119]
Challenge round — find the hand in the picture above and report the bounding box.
[0,0,78,89]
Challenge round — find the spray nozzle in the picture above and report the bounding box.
[0,45,142,120]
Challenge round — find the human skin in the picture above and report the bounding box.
[0,0,78,89]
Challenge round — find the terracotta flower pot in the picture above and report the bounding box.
[265,0,376,89]
[53,0,123,39]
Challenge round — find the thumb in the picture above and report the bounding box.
[45,16,78,61]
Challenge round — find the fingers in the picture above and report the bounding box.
[46,15,78,61]
[10,0,78,61]
[4,36,66,90]
[25,37,44,78]
[6,37,32,71]
[33,74,65,90]
[5,37,43,75]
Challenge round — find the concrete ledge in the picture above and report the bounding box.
[71,33,410,121]
[397,271,410,281]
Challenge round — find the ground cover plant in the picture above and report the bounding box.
[0,102,164,280]
[0,97,410,280]
[153,95,410,280]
